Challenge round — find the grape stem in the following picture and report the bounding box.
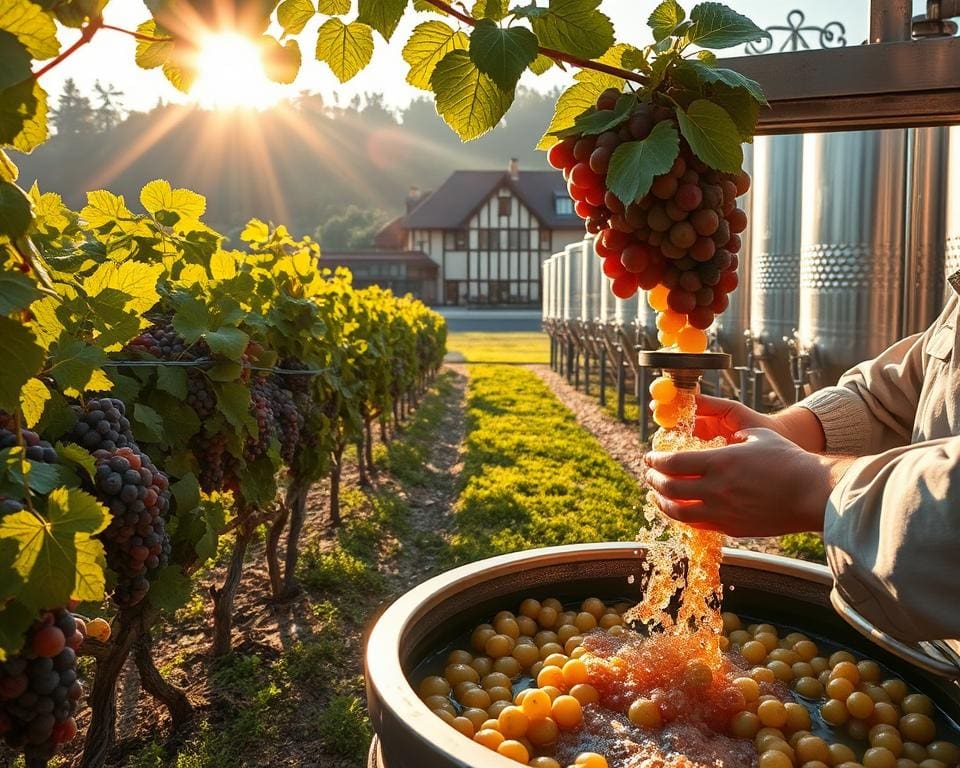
[101,24,173,43]
[420,0,649,86]
[32,16,104,80]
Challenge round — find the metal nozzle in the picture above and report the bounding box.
[637,350,732,389]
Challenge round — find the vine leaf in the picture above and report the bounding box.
[0,317,43,412]
[472,0,508,20]
[133,403,165,443]
[134,20,173,69]
[528,0,614,60]
[46,338,109,395]
[402,20,469,90]
[569,93,633,136]
[19,377,49,428]
[83,261,162,317]
[430,49,514,141]
[140,179,206,224]
[648,0,685,42]
[0,30,31,91]
[0,80,47,153]
[277,0,315,35]
[0,179,33,239]
[529,53,553,74]
[676,98,743,172]
[216,382,255,432]
[318,0,351,13]
[146,565,192,612]
[0,270,40,314]
[260,36,302,84]
[0,486,109,613]
[687,2,769,49]
[57,442,96,482]
[0,0,60,60]
[156,366,188,399]
[357,0,406,41]
[315,18,375,83]
[469,19,538,92]
[681,59,767,104]
[537,68,624,150]
[606,120,680,205]
[205,326,249,359]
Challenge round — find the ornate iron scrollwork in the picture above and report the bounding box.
[745,10,847,55]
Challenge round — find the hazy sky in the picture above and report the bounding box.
[44,0,922,112]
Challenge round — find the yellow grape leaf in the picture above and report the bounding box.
[134,19,173,69]
[315,18,374,83]
[19,376,49,428]
[140,179,206,221]
[83,260,162,317]
[209,250,238,280]
[537,75,623,150]
[402,20,469,90]
[0,0,60,60]
[430,49,514,142]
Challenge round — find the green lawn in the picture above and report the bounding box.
[444,331,549,364]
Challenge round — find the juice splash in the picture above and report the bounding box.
[625,387,725,654]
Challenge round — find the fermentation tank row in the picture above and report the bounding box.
[544,126,960,432]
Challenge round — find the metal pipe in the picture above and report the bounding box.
[616,347,625,422]
[599,348,607,406]
[929,0,960,20]
[870,0,913,42]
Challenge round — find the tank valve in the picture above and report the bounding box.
[637,350,732,389]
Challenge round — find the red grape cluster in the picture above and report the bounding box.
[186,371,217,419]
[547,90,749,354]
[92,446,171,608]
[269,377,303,463]
[244,377,278,463]
[68,398,137,453]
[0,609,84,759]
[192,431,238,493]
[126,317,191,359]
[0,422,58,464]
[279,357,312,395]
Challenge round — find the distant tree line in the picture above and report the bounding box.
[14,82,558,243]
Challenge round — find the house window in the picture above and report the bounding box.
[498,190,512,218]
[540,230,552,250]
[444,229,467,249]
[478,228,500,250]
[554,194,573,216]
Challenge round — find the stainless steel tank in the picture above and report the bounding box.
[749,135,803,405]
[560,247,571,323]
[566,241,584,325]
[799,129,907,390]
[946,126,960,300]
[715,142,753,366]
[581,236,601,323]
[615,294,640,329]
[636,289,656,349]
[541,257,551,322]
[903,127,949,334]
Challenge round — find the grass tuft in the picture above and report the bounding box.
[317,695,373,760]
[445,331,549,364]
[779,532,827,563]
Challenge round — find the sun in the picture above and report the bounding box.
[190,33,285,110]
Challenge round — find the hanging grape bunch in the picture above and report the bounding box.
[541,2,767,359]
[0,609,85,760]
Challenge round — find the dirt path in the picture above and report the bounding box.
[530,364,782,556]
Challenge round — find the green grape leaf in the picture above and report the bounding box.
[0,269,40,314]
[140,179,206,222]
[710,82,759,140]
[469,19,537,92]
[687,2,769,49]
[277,0,314,35]
[19,376,49,428]
[146,392,199,447]
[472,0,508,20]
[156,365,187,398]
[216,381,254,431]
[46,338,109,394]
[357,0,406,40]
[35,390,75,440]
[509,3,550,19]
[0,0,60,60]
[261,35,301,84]
[205,326,249,359]
[132,402,164,442]
[676,98,743,172]
[648,0,685,42]
[0,180,33,239]
[606,120,680,205]
[402,20,469,90]
[0,316,43,412]
[537,73,622,150]
[172,297,211,343]
[569,92,633,136]
[318,0,351,12]
[529,53,553,75]
[0,487,108,611]
[146,565,191,612]
[315,18,375,83]
[680,59,767,104]
[239,452,278,507]
[57,442,96,482]
[134,20,173,69]
[430,49,514,141]
[0,79,47,153]
[529,0,613,60]
[0,30,31,91]
[207,360,243,381]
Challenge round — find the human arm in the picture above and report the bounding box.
[692,394,825,453]
[824,435,960,642]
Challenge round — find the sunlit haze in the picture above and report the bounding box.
[190,33,286,110]
[39,0,922,114]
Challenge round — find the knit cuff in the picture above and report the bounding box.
[797,386,874,455]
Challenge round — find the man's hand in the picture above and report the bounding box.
[644,428,853,537]
[695,395,827,453]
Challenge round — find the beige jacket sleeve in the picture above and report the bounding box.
[797,328,933,455]
[824,436,960,642]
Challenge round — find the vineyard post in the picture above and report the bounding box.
[211,518,256,656]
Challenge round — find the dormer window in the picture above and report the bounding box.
[498,189,512,218]
[554,193,573,216]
